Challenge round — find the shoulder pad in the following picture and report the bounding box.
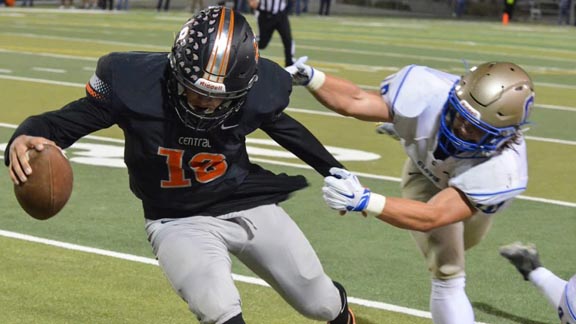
[384,65,458,118]
[94,52,170,118]
[242,58,291,123]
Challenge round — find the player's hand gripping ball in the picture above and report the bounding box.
[13,145,73,220]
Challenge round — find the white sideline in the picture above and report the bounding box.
[0,229,491,323]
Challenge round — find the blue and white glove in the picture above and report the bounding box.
[322,167,371,212]
[284,56,326,91]
[322,167,387,216]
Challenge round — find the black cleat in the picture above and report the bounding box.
[327,307,355,324]
[329,281,356,324]
[499,242,542,281]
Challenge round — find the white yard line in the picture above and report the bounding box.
[1,49,575,92]
[0,229,489,323]
[31,67,67,74]
[0,73,575,113]
[10,69,571,110]
[0,74,84,87]
[0,48,99,61]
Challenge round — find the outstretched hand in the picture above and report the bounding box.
[322,167,371,216]
[284,56,314,86]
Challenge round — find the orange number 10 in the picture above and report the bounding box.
[158,147,228,188]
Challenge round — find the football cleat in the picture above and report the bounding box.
[376,122,400,141]
[327,307,355,324]
[329,281,356,324]
[499,242,542,281]
[347,307,356,324]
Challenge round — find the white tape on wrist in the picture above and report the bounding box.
[306,68,326,91]
[365,193,386,217]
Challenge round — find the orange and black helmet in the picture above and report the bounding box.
[168,6,259,131]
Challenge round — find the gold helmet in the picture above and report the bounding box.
[456,62,534,128]
[438,62,535,158]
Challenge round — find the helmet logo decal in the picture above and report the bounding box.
[194,77,226,93]
[523,93,535,123]
[205,7,234,84]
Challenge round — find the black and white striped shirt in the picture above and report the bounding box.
[257,0,287,14]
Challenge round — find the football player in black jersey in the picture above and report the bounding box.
[5,7,355,324]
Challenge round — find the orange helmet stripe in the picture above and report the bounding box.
[219,10,234,83]
[205,8,234,83]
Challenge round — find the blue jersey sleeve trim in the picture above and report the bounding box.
[466,187,526,197]
[389,65,417,109]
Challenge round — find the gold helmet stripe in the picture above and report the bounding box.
[206,8,234,83]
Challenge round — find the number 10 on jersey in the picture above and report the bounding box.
[158,147,228,187]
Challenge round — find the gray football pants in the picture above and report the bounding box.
[145,204,342,324]
[401,158,493,279]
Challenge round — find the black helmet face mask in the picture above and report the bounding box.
[167,6,259,131]
[169,78,246,132]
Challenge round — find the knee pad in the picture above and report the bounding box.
[431,262,465,280]
[292,280,347,321]
[176,271,242,324]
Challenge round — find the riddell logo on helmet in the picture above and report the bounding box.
[196,78,226,92]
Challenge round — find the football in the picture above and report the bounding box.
[13,144,74,220]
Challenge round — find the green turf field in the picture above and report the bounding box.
[0,7,575,324]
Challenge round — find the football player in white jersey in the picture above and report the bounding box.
[286,58,535,324]
[500,242,576,324]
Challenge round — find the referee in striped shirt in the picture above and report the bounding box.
[249,0,295,67]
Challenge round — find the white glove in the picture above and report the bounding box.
[322,167,371,212]
[284,56,326,91]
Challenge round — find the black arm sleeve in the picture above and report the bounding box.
[4,97,117,166]
[261,112,344,176]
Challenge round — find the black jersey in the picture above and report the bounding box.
[6,52,344,219]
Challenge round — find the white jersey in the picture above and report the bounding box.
[560,275,576,323]
[381,65,528,214]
